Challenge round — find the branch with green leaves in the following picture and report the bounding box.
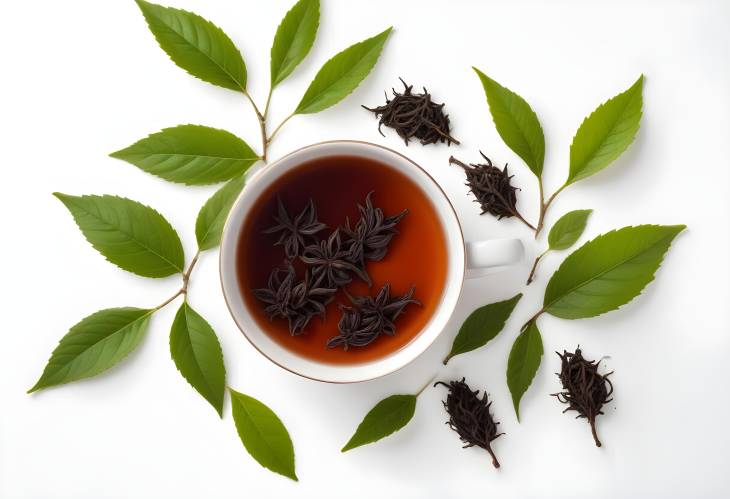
[29,0,391,482]
[471,68,644,240]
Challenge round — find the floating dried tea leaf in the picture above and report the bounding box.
[435,378,503,469]
[342,191,408,267]
[301,229,371,288]
[363,78,459,146]
[552,347,614,447]
[327,284,419,350]
[253,263,336,335]
[263,198,327,259]
[449,154,535,230]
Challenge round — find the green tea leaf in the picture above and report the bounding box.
[295,27,392,114]
[195,175,245,250]
[54,193,184,278]
[270,0,319,87]
[230,389,297,481]
[170,302,226,416]
[506,321,543,420]
[29,308,152,393]
[544,224,685,319]
[567,75,643,185]
[444,294,522,364]
[547,209,592,251]
[110,125,259,185]
[473,68,545,177]
[342,394,416,452]
[135,0,247,91]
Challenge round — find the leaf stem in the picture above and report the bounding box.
[526,249,549,285]
[520,309,544,332]
[244,90,269,162]
[416,375,437,396]
[268,113,295,145]
[153,250,201,312]
[535,183,567,237]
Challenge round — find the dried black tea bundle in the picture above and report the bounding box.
[363,78,459,146]
[263,198,327,259]
[552,347,614,447]
[342,191,408,267]
[301,229,372,288]
[449,153,536,231]
[435,378,503,469]
[327,284,419,350]
[253,264,336,335]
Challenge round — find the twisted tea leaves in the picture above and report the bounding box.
[263,198,327,259]
[301,229,372,288]
[327,284,419,350]
[363,78,459,146]
[552,347,614,447]
[342,191,408,267]
[253,263,336,335]
[449,154,520,220]
[435,378,503,469]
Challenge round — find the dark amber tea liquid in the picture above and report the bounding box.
[236,154,448,365]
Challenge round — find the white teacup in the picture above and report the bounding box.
[220,141,522,383]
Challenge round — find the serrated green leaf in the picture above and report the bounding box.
[341,394,416,452]
[170,302,226,416]
[230,389,297,481]
[54,193,184,278]
[110,125,259,185]
[544,225,685,319]
[295,27,391,114]
[444,294,522,364]
[195,175,245,250]
[567,75,643,185]
[270,0,319,87]
[473,68,545,177]
[506,321,543,420]
[547,209,592,251]
[135,0,247,91]
[29,308,152,393]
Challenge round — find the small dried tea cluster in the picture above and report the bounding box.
[435,378,504,469]
[327,284,419,350]
[449,153,522,221]
[363,78,459,146]
[552,347,614,447]
[255,193,418,347]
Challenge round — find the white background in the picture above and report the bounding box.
[2,0,729,497]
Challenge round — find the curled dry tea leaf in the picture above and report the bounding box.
[552,347,614,447]
[526,209,592,285]
[229,389,297,481]
[295,27,392,114]
[54,193,184,278]
[301,229,372,288]
[170,302,226,416]
[135,0,247,91]
[195,175,246,251]
[543,224,685,319]
[435,378,504,469]
[506,321,544,420]
[264,198,327,259]
[567,75,644,186]
[29,308,153,393]
[473,68,545,177]
[363,78,459,145]
[110,125,259,186]
[270,0,320,87]
[444,294,522,364]
[327,284,419,350]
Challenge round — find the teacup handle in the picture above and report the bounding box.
[465,238,524,278]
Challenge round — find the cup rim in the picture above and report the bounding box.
[219,140,466,383]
